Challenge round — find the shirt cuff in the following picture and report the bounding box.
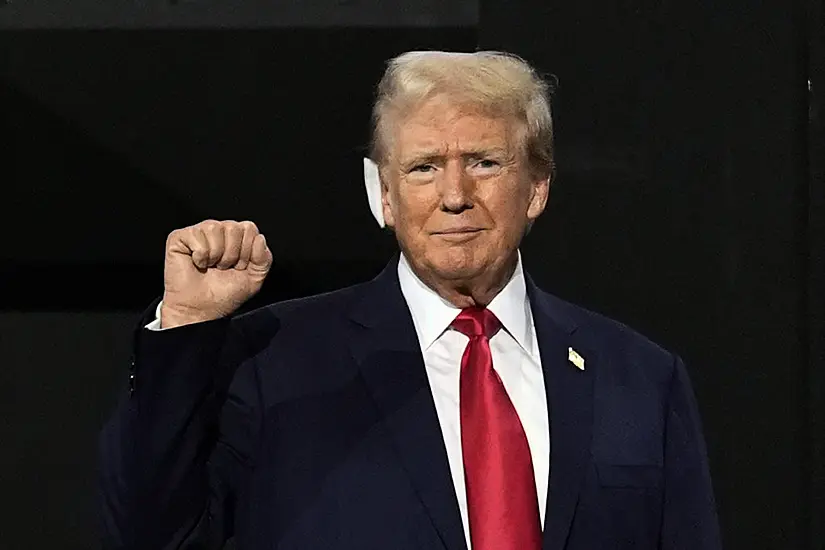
[145,301,165,331]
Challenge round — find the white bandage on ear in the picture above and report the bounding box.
[363,157,385,228]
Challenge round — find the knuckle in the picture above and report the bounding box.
[219,248,240,267]
[166,227,195,251]
[165,228,180,246]
[241,220,259,234]
[206,225,225,242]
[191,242,207,255]
[227,223,244,238]
[209,239,224,253]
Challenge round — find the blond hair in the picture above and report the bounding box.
[370,50,555,179]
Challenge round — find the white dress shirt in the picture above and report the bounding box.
[148,253,550,548]
[397,253,549,548]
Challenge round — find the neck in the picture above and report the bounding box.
[410,254,519,309]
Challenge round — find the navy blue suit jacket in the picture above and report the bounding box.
[98,258,721,549]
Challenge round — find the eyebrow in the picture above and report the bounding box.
[400,147,512,166]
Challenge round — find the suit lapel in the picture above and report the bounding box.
[527,279,594,550]
[348,258,467,550]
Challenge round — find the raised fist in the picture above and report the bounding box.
[161,220,273,328]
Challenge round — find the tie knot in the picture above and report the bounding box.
[451,307,501,339]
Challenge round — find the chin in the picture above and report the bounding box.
[426,251,487,281]
[432,265,482,281]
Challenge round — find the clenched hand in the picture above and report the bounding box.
[161,220,273,328]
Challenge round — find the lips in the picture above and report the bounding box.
[432,228,486,242]
[434,227,483,234]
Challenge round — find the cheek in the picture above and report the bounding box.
[485,182,528,218]
[396,186,438,223]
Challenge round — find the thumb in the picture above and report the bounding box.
[249,234,273,273]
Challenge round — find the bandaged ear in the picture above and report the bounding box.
[363,157,385,228]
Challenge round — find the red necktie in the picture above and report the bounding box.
[453,307,542,550]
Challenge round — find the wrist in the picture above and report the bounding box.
[159,301,225,329]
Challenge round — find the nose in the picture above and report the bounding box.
[438,159,474,213]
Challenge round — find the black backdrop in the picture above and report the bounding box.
[0,1,822,548]
[479,1,824,548]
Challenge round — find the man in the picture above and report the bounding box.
[99,50,722,549]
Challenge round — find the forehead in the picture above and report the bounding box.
[392,96,520,159]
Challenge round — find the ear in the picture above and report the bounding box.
[526,175,550,221]
[381,173,397,228]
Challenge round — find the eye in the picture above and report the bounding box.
[410,164,435,173]
[476,159,500,169]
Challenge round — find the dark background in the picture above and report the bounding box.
[0,0,822,548]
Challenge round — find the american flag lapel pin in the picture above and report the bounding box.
[568,347,585,371]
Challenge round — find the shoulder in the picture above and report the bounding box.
[229,281,369,340]
[534,288,679,387]
[218,281,374,396]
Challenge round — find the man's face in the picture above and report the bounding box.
[382,95,549,286]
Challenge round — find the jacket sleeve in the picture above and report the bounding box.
[659,355,723,549]
[97,302,263,549]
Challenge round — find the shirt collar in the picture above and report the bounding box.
[397,251,535,358]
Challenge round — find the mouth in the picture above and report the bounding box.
[432,228,485,242]
[435,227,484,234]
